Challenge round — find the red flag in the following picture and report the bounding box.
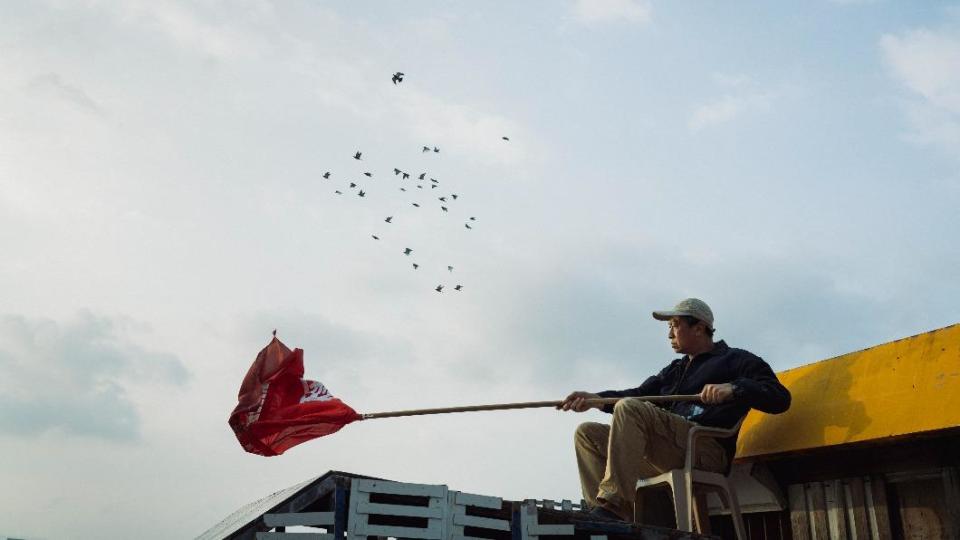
[229,337,360,456]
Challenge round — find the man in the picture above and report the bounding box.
[559,298,791,525]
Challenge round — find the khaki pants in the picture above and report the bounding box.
[574,398,728,525]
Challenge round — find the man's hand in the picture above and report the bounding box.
[699,383,735,404]
[557,391,601,412]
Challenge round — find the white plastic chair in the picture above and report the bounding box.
[634,419,746,538]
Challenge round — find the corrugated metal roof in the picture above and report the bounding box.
[194,475,319,540]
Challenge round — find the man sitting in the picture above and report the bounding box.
[559,298,791,525]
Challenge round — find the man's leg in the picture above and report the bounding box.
[574,400,729,524]
[574,421,610,511]
[597,399,728,524]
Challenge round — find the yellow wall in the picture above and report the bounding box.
[736,323,960,459]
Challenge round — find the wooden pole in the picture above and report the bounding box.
[358,395,702,420]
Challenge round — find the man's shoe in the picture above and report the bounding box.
[587,506,625,522]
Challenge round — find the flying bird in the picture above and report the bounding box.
[469,216,476,220]
[447,266,453,272]
[323,172,331,179]
[418,173,426,180]
[413,263,419,269]
[465,223,472,229]
[412,203,420,207]
[392,72,404,84]
[433,147,439,153]
[335,190,343,195]
[385,216,393,223]
[363,172,372,177]
[402,172,410,179]
[404,248,412,255]
[358,190,366,197]
[394,168,401,175]
[435,285,443,292]
[431,178,439,184]
[451,194,459,200]
[502,136,510,141]
[400,187,407,192]
[349,182,357,188]
[454,285,462,291]
[417,185,423,189]
[438,197,447,202]
[353,151,362,160]
[372,235,379,240]
[440,206,448,212]
[422,146,430,153]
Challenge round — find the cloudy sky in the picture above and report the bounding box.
[1,1,959,538]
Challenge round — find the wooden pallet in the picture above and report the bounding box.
[208,472,713,540]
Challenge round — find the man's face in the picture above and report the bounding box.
[668,316,696,354]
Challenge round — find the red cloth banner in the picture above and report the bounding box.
[229,337,360,456]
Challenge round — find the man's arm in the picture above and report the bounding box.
[730,354,791,414]
[558,374,667,412]
[596,374,662,398]
[587,360,679,413]
[558,359,683,413]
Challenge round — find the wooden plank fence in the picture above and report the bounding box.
[788,476,894,539]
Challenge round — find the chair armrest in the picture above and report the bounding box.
[684,418,744,471]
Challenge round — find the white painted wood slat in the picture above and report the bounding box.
[528,524,575,535]
[355,479,446,498]
[452,513,510,531]
[454,491,502,509]
[255,533,333,540]
[357,501,444,519]
[355,523,443,539]
[263,512,335,527]
[519,501,574,540]
[348,478,449,540]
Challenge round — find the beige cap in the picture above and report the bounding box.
[652,298,714,329]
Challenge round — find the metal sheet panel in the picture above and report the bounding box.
[196,477,319,540]
[737,323,960,458]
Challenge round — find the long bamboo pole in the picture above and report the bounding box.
[358,394,702,420]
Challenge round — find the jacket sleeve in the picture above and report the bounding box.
[731,353,791,414]
[595,360,677,413]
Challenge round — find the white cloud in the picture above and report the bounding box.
[882,29,960,113]
[0,311,188,440]
[688,91,772,132]
[881,26,960,154]
[104,0,266,60]
[571,0,652,25]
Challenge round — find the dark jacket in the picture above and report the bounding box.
[596,341,791,458]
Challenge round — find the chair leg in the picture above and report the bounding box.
[722,480,747,540]
[692,489,711,535]
[672,470,693,532]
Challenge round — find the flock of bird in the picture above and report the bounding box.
[322,71,509,294]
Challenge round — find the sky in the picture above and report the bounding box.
[1,1,959,538]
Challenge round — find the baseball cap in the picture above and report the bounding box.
[652,298,714,329]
